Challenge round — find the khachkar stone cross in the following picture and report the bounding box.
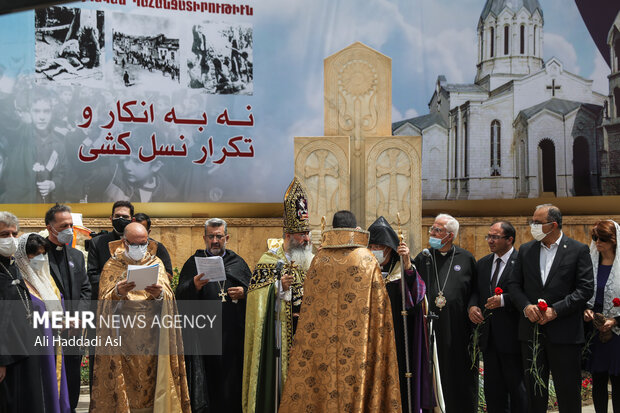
[304,149,339,222]
[376,148,411,223]
[546,79,561,96]
[293,42,422,252]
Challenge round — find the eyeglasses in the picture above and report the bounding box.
[429,226,446,234]
[126,241,147,247]
[592,235,611,243]
[528,220,553,226]
[206,234,226,240]
[485,235,508,241]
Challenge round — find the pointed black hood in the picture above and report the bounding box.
[367,216,400,251]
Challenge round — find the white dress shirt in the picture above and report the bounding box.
[539,232,563,285]
[492,247,514,307]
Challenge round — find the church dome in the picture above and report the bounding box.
[480,0,543,21]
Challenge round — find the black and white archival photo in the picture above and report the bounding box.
[187,21,253,95]
[111,13,180,89]
[35,6,104,85]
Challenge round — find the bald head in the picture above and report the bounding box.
[123,222,148,245]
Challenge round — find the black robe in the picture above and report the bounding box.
[414,246,478,413]
[0,255,44,413]
[369,216,435,412]
[175,249,252,413]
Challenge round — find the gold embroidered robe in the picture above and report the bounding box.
[90,240,190,413]
[279,229,402,413]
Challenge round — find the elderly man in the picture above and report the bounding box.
[507,205,593,413]
[176,218,252,413]
[413,213,478,413]
[0,212,46,412]
[90,222,190,412]
[242,178,313,413]
[468,221,526,413]
[44,203,91,412]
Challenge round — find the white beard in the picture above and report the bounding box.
[290,245,314,272]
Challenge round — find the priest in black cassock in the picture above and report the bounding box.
[413,213,478,413]
[368,216,435,413]
[176,218,252,413]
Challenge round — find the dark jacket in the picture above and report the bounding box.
[507,236,594,344]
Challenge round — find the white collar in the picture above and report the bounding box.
[494,247,514,263]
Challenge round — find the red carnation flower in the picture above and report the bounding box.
[537,299,548,312]
[613,297,620,307]
[494,287,503,296]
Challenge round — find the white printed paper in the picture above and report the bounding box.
[195,256,226,282]
[127,263,159,290]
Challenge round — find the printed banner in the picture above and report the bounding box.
[0,0,614,203]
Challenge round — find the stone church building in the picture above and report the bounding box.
[393,0,607,200]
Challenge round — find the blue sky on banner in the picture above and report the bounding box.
[0,0,609,202]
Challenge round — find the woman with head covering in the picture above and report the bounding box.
[367,216,434,413]
[584,220,620,412]
[14,233,70,413]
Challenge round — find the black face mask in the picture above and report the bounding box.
[112,218,132,234]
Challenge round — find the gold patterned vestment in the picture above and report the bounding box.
[90,240,190,413]
[279,229,402,413]
[241,245,306,413]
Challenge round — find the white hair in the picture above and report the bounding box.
[0,211,19,230]
[435,213,459,237]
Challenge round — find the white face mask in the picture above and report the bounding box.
[126,243,148,261]
[52,227,73,245]
[372,249,385,264]
[530,223,551,242]
[0,237,18,257]
[29,254,47,272]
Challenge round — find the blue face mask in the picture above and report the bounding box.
[429,235,448,250]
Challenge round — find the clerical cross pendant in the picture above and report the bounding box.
[218,290,227,302]
[435,291,447,310]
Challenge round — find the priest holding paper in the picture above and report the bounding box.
[176,218,252,413]
[90,222,190,412]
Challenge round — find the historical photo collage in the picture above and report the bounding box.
[35,5,253,95]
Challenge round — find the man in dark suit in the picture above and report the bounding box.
[469,221,527,413]
[87,200,134,301]
[507,204,594,413]
[45,204,91,413]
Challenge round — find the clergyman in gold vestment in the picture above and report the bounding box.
[90,223,190,412]
[279,211,402,413]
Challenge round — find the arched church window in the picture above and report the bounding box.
[480,29,484,60]
[520,25,525,54]
[615,87,620,118]
[490,27,495,58]
[504,26,509,55]
[454,122,459,178]
[533,26,537,55]
[490,120,501,176]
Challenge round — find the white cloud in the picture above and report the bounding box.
[590,51,611,95]
[405,108,419,118]
[544,32,580,74]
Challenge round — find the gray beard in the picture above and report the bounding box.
[289,245,314,272]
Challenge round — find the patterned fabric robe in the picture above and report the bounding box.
[242,245,306,413]
[279,229,402,413]
[90,240,190,413]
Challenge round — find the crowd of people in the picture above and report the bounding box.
[0,179,618,413]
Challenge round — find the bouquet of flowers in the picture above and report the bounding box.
[470,287,503,369]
